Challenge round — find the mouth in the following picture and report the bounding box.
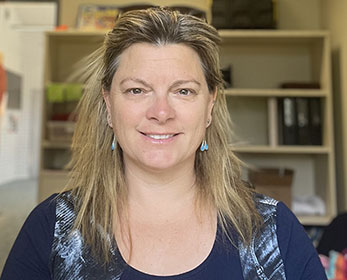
[140,132,180,140]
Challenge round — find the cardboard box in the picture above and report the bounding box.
[249,168,294,208]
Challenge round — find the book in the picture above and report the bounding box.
[278,97,297,145]
[296,98,310,145]
[309,98,322,145]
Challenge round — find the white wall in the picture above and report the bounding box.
[0,3,56,185]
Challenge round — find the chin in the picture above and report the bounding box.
[143,159,177,171]
[140,152,181,171]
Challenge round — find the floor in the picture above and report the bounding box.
[0,178,37,275]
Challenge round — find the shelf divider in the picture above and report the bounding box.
[267,97,278,147]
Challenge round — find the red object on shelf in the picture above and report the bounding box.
[51,113,70,121]
[55,24,68,31]
[0,59,7,105]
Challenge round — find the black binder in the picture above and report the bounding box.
[309,98,322,145]
[278,97,297,145]
[296,98,310,145]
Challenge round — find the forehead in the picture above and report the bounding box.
[114,43,205,80]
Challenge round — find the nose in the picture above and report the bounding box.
[146,94,175,124]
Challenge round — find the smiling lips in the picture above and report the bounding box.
[147,134,175,140]
[140,132,179,141]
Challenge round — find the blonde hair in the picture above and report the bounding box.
[68,7,261,262]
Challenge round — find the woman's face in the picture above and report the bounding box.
[104,43,215,172]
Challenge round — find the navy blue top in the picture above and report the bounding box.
[1,195,327,280]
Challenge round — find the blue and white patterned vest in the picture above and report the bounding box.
[238,195,286,279]
[50,192,286,280]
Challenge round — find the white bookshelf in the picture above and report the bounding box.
[38,31,105,202]
[221,30,336,225]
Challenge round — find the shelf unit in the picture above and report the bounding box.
[38,31,105,202]
[220,30,336,225]
[39,30,337,225]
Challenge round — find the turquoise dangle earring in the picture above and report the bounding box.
[107,113,116,151]
[200,118,211,152]
[111,135,116,151]
[200,139,208,152]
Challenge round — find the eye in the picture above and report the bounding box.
[128,88,143,95]
[178,88,192,96]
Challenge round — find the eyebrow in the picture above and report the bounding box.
[119,78,152,88]
[119,78,201,89]
[169,80,201,90]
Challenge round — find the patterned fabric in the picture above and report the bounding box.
[239,194,286,280]
[51,192,285,279]
[50,192,126,280]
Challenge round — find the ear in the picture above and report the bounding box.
[102,88,113,128]
[206,88,217,128]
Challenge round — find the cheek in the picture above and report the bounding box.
[111,102,141,134]
[110,102,125,133]
[185,107,209,134]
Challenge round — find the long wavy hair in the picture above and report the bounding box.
[67,7,261,263]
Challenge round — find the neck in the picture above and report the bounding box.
[123,157,198,221]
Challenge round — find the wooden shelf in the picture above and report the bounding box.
[41,169,69,176]
[231,145,331,154]
[219,29,329,42]
[46,30,107,36]
[224,88,327,97]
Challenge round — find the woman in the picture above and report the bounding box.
[1,7,326,280]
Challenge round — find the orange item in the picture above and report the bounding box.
[55,24,68,31]
[335,253,346,280]
[0,62,7,105]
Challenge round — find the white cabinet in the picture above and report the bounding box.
[39,31,104,201]
[219,30,336,225]
[0,3,56,185]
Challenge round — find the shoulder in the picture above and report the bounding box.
[275,201,327,279]
[275,201,310,258]
[254,193,278,217]
[16,193,59,250]
[253,193,301,231]
[24,191,76,230]
[238,193,287,279]
[53,190,77,233]
[1,194,59,279]
[252,194,326,279]
[24,193,58,231]
[25,191,76,225]
[54,190,76,215]
[253,192,281,229]
[15,191,76,253]
[253,193,317,261]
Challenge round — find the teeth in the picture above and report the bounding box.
[147,134,174,140]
